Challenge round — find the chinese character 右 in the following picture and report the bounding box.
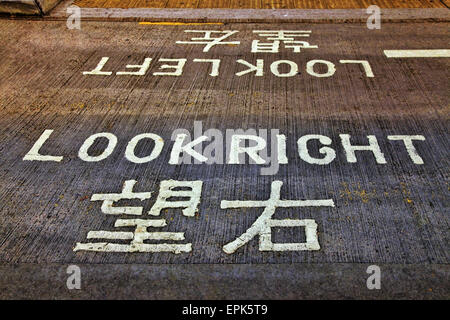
[221,181,334,254]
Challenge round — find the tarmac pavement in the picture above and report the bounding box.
[0,15,448,299]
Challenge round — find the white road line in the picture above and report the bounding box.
[384,49,450,58]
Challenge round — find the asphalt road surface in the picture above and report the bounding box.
[0,19,448,299]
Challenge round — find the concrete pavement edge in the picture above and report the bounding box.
[0,263,448,299]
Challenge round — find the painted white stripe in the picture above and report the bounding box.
[221,199,334,208]
[86,231,184,241]
[384,49,450,58]
[87,231,134,240]
[73,243,191,254]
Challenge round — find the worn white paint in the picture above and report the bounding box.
[117,58,152,76]
[80,57,382,79]
[78,132,118,162]
[114,218,166,228]
[87,231,134,240]
[306,59,336,77]
[23,129,63,162]
[339,60,374,77]
[176,30,240,52]
[74,218,191,253]
[91,180,152,215]
[221,181,334,254]
[169,133,209,164]
[340,134,387,164]
[270,60,298,77]
[153,58,187,76]
[252,30,316,53]
[252,30,312,38]
[125,133,164,164]
[228,134,267,164]
[86,230,184,241]
[384,49,450,58]
[148,180,203,217]
[236,59,264,77]
[297,134,336,165]
[260,219,320,251]
[75,180,203,254]
[82,57,112,75]
[193,59,221,76]
[284,41,318,53]
[251,40,280,53]
[276,134,288,164]
[387,135,425,164]
[74,242,191,253]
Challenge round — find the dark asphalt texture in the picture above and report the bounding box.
[0,20,448,299]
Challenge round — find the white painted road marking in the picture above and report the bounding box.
[24,130,427,165]
[221,181,334,254]
[384,49,450,58]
